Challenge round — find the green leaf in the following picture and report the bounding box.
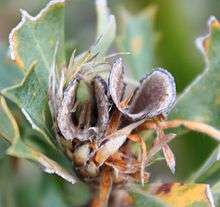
[0,96,19,143]
[0,138,10,158]
[63,182,91,207]
[151,183,214,207]
[131,183,214,207]
[7,120,77,185]
[187,146,220,182]
[117,6,158,80]
[2,64,54,146]
[0,93,76,184]
[92,0,116,56]
[9,0,65,89]
[130,189,168,207]
[41,180,68,207]
[171,17,220,130]
[170,17,220,180]
[7,137,77,184]
[0,44,23,90]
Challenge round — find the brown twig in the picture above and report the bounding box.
[90,167,112,207]
[140,119,220,141]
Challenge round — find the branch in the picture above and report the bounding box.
[140,119,220,142]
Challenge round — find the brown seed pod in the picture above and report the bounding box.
[128,68,176,118]
[92,76,110,137]
[109,58,176,121]
[57,77,95,141]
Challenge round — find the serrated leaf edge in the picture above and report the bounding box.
[175,16,220,109]
[8,0,65,68]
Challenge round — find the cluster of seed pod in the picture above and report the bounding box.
[49,55,176,185]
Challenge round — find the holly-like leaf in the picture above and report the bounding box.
[170,17,220,181]
[0,96,77,184]
[92,0,116,56]
[117,6,158,80]
[9,0,65,89]
[171,16,220,130]
[151,183,215,207]
[2,65,54,146]
[7,139,77,185]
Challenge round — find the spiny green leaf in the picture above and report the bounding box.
[5,110,77,185]
[92,0,116,56]
[2,64,54,146]
[170,16,220,181]
[171,16,220,129]
[9,0,65,89]
[117,6,158,80]
[0,94,76,184]
[7,138,77,185]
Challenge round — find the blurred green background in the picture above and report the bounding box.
[1,0,220,206]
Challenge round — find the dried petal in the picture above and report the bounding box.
[92,76,110,137]
[109,59,176,121]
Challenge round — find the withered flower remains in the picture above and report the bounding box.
[49,53,176,204]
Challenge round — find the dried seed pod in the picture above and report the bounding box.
[57,78,79,140]
[109,58,176,120]
[57,77,94,141]
[128,68,176,119]
[92,76,110,137]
